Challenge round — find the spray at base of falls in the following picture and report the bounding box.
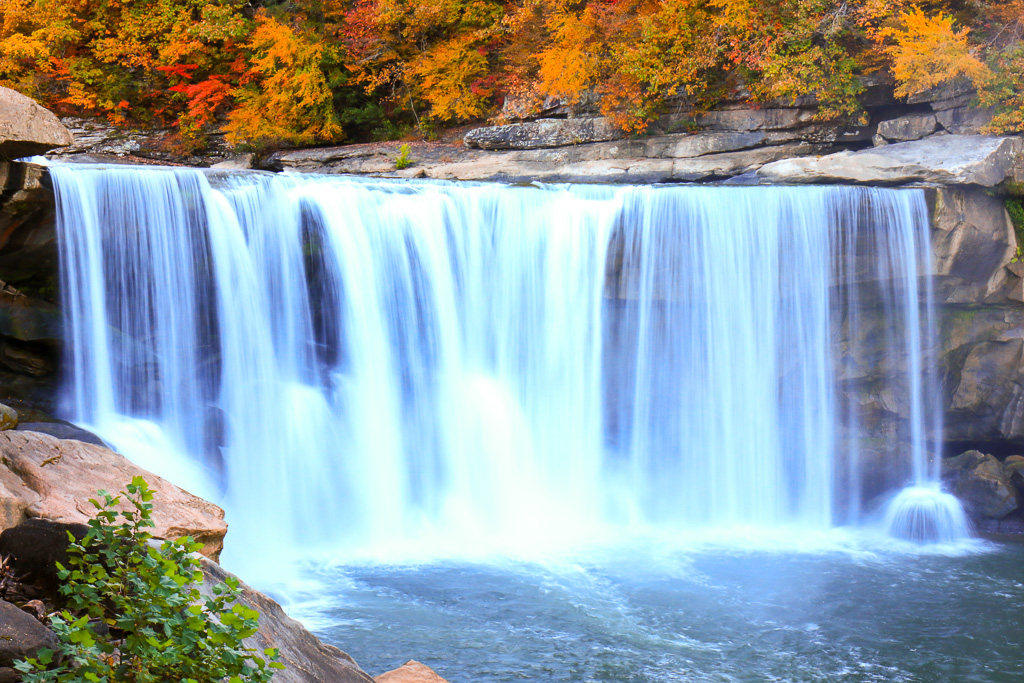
[49,165,968,564]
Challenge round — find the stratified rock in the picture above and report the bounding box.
[0,405,15,431]
[0,88,73,159]
[200,558,377,683]
[0,431,227,559]
[0,599,56,666]
[876,114,937,142]
[943,450,1021,519]
[695,107,817,131]
[757,135,1024,186]
[376,660,450,683]
[464,118,621,150]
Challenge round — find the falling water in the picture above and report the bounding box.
[49,165,967,557]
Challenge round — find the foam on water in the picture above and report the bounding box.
[47,165,968,571]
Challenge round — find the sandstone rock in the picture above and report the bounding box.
[943,450,1021,518]
[376,660,450,683]
[464,118,621,150]
[877,114,937,142]
[0,430,227,559]
[0,88,73,159]
[0,405,14,431]
[0,599,56,667]
[200,558,376,683]
[757,135,1024,186]
[211,153,255,170]
[948,340,1024,416]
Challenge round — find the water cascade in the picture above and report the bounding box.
[50,165,967,559]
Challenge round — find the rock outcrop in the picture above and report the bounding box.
[757,135,1024,186]
[464,117,621,150]
[0,430,227,559]
[200,558,377,683]
[0,89,73,160]
[943,450,1022,519]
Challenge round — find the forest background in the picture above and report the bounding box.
[0,0,1021,153]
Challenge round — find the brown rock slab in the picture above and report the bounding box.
[200,558,377,683]
[376,660,450,683]
[0,88,73,159]
[0,430,227,559]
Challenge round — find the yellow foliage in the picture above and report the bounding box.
[537,7,604,103]
[883,8,993,97]
[408,37,491,121]
[224,13,343,147]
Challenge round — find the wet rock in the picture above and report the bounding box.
[0,406,14,432]
[0,88,73,159]
[16,422,106,448]
[464,117,621,150]
[200,558,376,683]
[0,431,227,559]
[0,598,56,667]
[876,114,937,142]
[943,450,1021,519]
[376,660,450,683]
[757,135,1024,186]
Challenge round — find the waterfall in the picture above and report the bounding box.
[49,165,966,557]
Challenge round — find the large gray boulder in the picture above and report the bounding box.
[0,89,73,159]
[464,117,621,150]
[758,135,1024,186]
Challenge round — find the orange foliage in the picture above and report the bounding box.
[883,8,993,97]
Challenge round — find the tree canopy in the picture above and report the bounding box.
[0,0,1021,150]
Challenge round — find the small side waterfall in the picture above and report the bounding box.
[49,165,967,557]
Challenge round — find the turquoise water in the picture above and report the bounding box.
[306,538,1023,683]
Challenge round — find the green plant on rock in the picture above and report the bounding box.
[1008,198,1024,263]
[14,476,283,683]
[395,143,412,170]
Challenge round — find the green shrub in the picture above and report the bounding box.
[14,477,283,683]
[395,143,412,170]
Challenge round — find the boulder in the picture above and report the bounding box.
[0,89,73,159]
[936,106,995,136]
[376,661,450,683]
[200,558,376,683]
[0,405,14,431]
[757,135,1024,186]
[0,430,227,559]
[876,114,937,142]
[943,450,1021,519]
[464,118,621,150]
[0,599,56,667]
[0,518,88,595]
